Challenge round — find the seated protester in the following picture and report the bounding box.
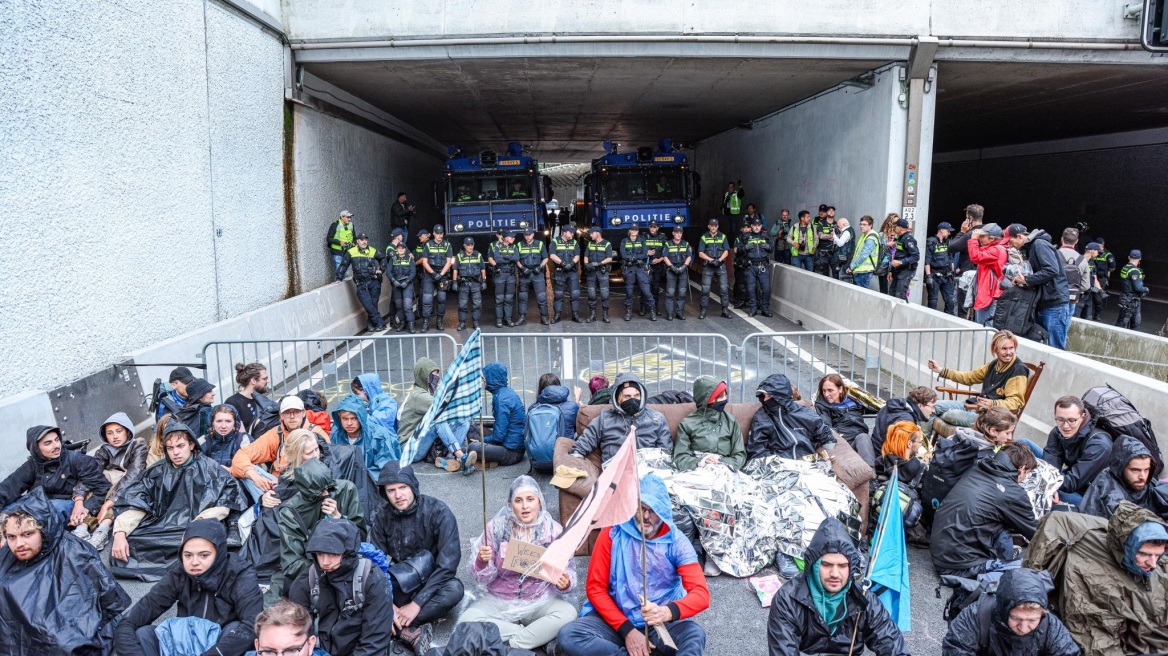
[1080,436,1168,521]
[471,362,528,467]
[156,366,194,420]
[371,463,464,655]
[460,476,577,651]
[533,373,582,438]
[1042,395,1112,507]
[298,389,332,434]
[587,374,612,406]
[225,361,270,431]
[0,425,109,527]
[557,474,710,656]
[350,372,400,441]
[767,518,908,656]
[85,412,149,550]
[251,598,329,656]
[927,330,1030,428]
[815,374,876,466]
[274,457,364,596]
[673,377,747,472]
[114,519,263,656]
[0,489,130,653]
[199,404,252,470]
[1027,502,1168,654]
[288,518,394,656]
[953,406,1024,458]
[176,378,217,439]
[747,374,836,461]
[930,445,1038,579]
[329,393,398,479]
[231,395,329,500]
[111,418,248,581]
[398,357,472,468]
[870,386,936,457]
[941,567,1079,656]
[876,421,925,488]
[568,373,673,465]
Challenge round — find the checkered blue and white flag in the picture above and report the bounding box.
[399,329,484,466]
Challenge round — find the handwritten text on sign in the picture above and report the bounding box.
[501,540,555,582]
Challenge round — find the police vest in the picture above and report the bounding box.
[725,192,741,214]
[494,244,519,269]
[665,241,691,266]
[645,234,666,263]
[1120,264,1144,294]
[851,232,878,274]
[746,235,770,261]
[622,237,649,262]
[456,251,484,278]
[424,241,452,268]
[928,238,952,269]
[789,225,816,255]
[518,241,545,267]
[347,246,380,281]
[389,252,414,280]
[331,221,354,251]
[510,190,529,198]
[456,192,472,201]
[1093,251,1115,279]
[586,240,611,263]
[552,238,578,264]
[414,243,427,261]
[700,232,729,259]
[815,222,834,245]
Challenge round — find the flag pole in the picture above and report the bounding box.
[848,469,897,656]
[480,411,488,532]
[636,476,651,645]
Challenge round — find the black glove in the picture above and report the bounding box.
[451,279,460,292]
[585,262,597,271]
[432,271,443,281]
[480,280,488,292]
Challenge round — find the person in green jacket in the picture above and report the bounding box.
[273,458,364,596]
[398,357,472,468]
[673,377,747,472]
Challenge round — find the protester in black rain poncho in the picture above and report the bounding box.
[0,488,130,654]
[111,418,247,581]
[0,425,110,524]
[942,567,1079,656]
[1079,436,1168,521]
[747,374,836,461]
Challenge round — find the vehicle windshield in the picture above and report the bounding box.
[449,174,533,202]
[600,168,685,202]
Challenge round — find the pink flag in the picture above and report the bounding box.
[535,425,641,582]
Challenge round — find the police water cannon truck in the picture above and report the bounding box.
[433,142,554,238]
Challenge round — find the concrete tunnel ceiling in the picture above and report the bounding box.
[304,56,1168,161]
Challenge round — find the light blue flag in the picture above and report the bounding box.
[399,329,484,466]
[867,468,911,632]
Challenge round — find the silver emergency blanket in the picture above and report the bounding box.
[636,449,861,577]
[1021,458,1063,519]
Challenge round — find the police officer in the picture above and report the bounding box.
[387,238,418,333]
[549,224,582,323]
[453,237,487,331]
[509,181,529,199]
[420,225,453,331]
[662,225,692,320]
[620,225,655,322]
[1116,250,1147,330]
[698,218,732,319]
[384,228,407,329]
[516,226,551,325]
[490,230,520,327]
[925,222,958,315]
[812,207,836,276]
[1080,236,1117,321]
[455,183,473,202]
[889,218,919,299]
[644,220,667,316]
[743,217,774,317]
[733,221,752,307]
[583,226,613,323]
[341,232,386,332]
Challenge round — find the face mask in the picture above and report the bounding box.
[710,400,728,413]
[619,399,640,416]
[428,372,440,393]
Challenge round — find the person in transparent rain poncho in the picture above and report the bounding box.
[458,476,577,651]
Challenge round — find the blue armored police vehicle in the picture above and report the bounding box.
[433,142,553,236]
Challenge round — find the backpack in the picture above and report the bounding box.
[874,237,891,276]
[920,436,983,530]
[307,556,374,624]
[992,286,1048,343]
[1061,251,1085,303]
[249,392,282,437]
[1082,385,1164,477]
[150,379,184,417]
[524,403,562,474]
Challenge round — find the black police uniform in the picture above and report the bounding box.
[812,220,835,276]
[387,248,418,332]
[663,235,692,320]
[584,235,613,322]
[1080,249,1117,321]
[620,232,655,321]
[925,234,957,315]
[890,232,919,299]
[643,226,667,314]
[550,233,582,322]
[412,236,429,320]
[454,247,486,330]
[516,235,550,325]
[733,227,751,306]
[421,235,453,329]
[742,226,773,315]
[1116,262,1147,330]
[342,244,386,331]
[491,239,520,326]
[698,228,731,318]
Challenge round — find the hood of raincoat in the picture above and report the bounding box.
[954,426,996,451]
[355,373,385,400]
[618,473,675,538]
[610,372,648,416]
[4,488,64,566]
[1109,436,1153,481]
[375,462,421,515]
[25,426,59,464]
[413,357,438,391]
[99,412,137,449]
[536,385,570,404]
[484,362,509,393]
[291,458,337,500]
[757,374,798,412]
[691,376,723,412]
[160,417,200,463]
[306,517,362,580]
[992,567,1052,625]
[804,517,862,575]
[1107,501,1168,577]
[181,519,231,591]
[330,393,369,438]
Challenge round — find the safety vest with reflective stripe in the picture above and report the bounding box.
[789,224,817,256]
[331,220,354,251]
[725,192,741,214]
[851,231,878,273]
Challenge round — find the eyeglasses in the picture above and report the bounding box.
[1054,417,1082,426]
[256,639,310,656]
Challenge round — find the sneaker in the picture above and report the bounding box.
[87,524,111,550]
[402,623,433,654]
[461,463,477,476]
[703,558,722,577]
[460,450,478,471]
[435,457,460,473]
[544,639,560,656]
[775,552,800,578]
[72,524,90,540]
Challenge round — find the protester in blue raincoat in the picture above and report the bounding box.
[351,373,400,441]
[557,474,710,656]
[472,362,527,467]
[330,393,399,479]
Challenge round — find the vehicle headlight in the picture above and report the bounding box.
[612,217,622,226]
[454,223,465,232]
[518,221,529,229]
[674,214,684,223]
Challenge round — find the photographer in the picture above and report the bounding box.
[391,192,416,230]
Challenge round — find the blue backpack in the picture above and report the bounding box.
[525,403,562,473]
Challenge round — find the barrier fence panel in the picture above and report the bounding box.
[736,328,996,405]
[201,335,458,409]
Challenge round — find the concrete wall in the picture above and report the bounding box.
[1068,318,1168,382]
[282,0,1139,41]
[769,263,1168,449]
[0,0,284,399]
[291,104,443,289]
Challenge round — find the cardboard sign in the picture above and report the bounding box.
[501,540,555,583]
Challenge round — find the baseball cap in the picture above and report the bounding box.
[355,232,368,240]
[648,220,659,228]
[1094,236,1106,244]
[1005,223,1029,237]
[1130,250,1142,259]
[937,222,954,231]
[589,226,602,234]
[561,224,576,234]
[707,218,719,226]
[169,367,195,384]
[391,228,405,240]
[672,225,684,232]
[750,217,762,226]
[1085,242,1102,252]
[339,210,353,218]
[523,226,535,235]
[503,229,516,238]
[280,395,306,413]
[981,223,1004,238]
[432,224,445,234]
[628,225,640,231]
[818,204,829,213]
[463,236,475,245]
[550,465,589,489]
[894,219,910,229]
[417,229,430,237]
